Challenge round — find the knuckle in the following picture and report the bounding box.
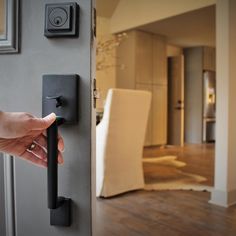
[23,112,34,119]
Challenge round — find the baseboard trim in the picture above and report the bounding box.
[209,188,236,207]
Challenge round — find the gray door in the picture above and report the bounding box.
[0,0,95,235]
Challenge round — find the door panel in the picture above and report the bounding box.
[0,0,94,235]
[168,55,184,146]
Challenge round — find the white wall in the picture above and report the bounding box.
[111,0,216,33]
[96,16,116,110]
[210,0,236,207]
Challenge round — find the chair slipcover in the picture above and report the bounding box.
[96,88,151,197]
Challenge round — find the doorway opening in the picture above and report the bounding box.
[95,1,217,235]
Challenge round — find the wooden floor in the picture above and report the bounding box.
[95,144,236,236]
[143,143,215,186]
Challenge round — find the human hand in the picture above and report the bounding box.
[0,111,64,168]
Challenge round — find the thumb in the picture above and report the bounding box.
[30,113,56,130]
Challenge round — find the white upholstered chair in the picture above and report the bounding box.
[96,88,151,197]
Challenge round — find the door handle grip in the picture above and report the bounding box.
[47,119,57,209]
[43,74,79,227]
[46,117,71,226]
[47,117,65,209]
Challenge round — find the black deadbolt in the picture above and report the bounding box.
[44,2,79,38]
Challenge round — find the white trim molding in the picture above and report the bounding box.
[210,188,236,207]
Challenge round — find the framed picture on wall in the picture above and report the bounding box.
[0,0,19,54]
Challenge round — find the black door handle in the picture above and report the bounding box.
[47,119,57,209]
[42,74,79,227]
[47,116,71,226]
[47,117,64,209]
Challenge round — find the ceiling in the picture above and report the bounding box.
[96,0,120,18]
[96,1,215,48]
[138,5,216,47]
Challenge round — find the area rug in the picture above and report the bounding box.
[143,156,212,192]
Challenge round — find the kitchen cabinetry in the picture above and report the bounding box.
[135,32,153,84]
[117,30,167,146]
[135,83,153,145]
[152,85,167,144]
[153,35,168,85]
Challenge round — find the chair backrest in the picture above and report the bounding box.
[101,88,151,164]
[96,88,151,196]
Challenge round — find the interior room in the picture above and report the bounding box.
[95,0,235,235]
[96,3,215,191]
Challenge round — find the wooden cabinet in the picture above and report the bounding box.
[117,30,167,146]
[152,85,167,144]
[153,35,167,85]
[135,31,153,84]
[136,83,153,145]
[136,84,167,146]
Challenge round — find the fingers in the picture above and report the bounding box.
[34,135,47,149]
[28,142,47,161]
[30,142,64,164]
[58,151,64,164]
[28,113,56,131]
[41,131,64,152]
[20,142,64,168]
[20,150,47,168]
[57,133,65,152]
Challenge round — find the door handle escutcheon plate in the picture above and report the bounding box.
[42,74,79,227]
